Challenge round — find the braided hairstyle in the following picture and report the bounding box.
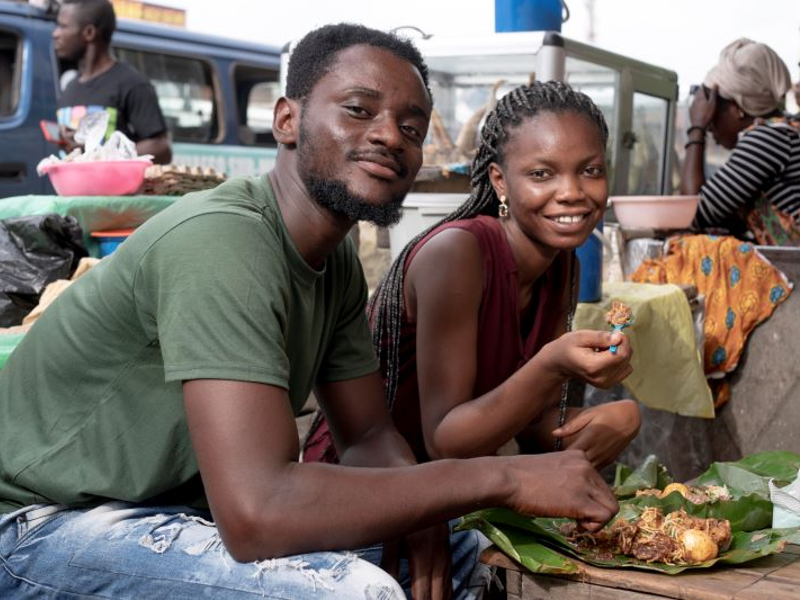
[368,80,609,409]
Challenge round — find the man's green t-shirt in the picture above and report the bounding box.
[0,174,378,513]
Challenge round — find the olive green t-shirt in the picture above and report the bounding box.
[0,174,378,512]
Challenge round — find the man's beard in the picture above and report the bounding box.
[297,120,408,227]
[301,175,406,227]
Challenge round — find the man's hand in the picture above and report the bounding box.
[382,523,453,600]
[544,330,633,390]
[58,125,80,153]
[504,450,618,532]
[552,400,641,470]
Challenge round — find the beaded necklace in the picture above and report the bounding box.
[554,251,578,450]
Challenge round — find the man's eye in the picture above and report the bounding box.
[344,105,368,116]
[401,125,422,139]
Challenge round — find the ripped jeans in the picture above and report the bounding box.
[0,502,492,599]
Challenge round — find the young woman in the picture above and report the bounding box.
[306,81,640,469]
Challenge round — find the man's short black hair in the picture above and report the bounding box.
[286,23,431,102]
[62,0,117,46]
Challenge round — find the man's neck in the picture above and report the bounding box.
[78,47,116,82]
[268,161,355,270]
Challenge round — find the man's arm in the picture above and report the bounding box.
[183,378,618,562]
[136,133,172,165]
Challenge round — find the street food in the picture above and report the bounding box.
[563,507,732,564]
[635,483,731,505]
[606,300,633,326]
[606,300,633,354]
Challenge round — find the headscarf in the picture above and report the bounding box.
[703,38,791,117]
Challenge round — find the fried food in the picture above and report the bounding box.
[635,483,731,505]
[606,300,633,326]
[563,507,731,565]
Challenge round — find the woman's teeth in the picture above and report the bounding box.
[552,215,585,224]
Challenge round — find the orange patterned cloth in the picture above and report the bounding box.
[633,235,792,406]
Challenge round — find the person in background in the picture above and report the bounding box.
[0,23,618,599]
[681,38,798,244]
[53,0,172,164]
[305,81,640,471]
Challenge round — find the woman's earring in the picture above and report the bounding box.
[498,195,509,218]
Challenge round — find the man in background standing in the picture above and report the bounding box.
[53,0,172,164]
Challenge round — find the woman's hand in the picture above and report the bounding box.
[551,400,641,470]
[381,523,453,600]
[689,84,718,131]
[542,329,633,390]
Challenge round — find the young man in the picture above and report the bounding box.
[53,0,172,163]
[0,23,617,599]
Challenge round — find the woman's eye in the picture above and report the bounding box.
[584,165,606,177]
[529,170,549,179]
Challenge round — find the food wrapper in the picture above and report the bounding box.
[769,468,800,528]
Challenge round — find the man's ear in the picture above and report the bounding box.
[82,24,97,43]
[488,162,506,199]
[272,97,301,146]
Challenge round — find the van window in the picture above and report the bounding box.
[234,64,279,146]
[0,30,20,117]
[115,47,218,143]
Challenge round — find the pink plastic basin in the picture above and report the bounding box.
[40,159,152,196]
[610,195,700,230]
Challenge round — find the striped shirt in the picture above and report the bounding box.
[695,120,800,228]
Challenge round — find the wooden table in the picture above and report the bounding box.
[482,545,800,599]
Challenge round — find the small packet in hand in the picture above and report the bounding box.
[606,300,633,354]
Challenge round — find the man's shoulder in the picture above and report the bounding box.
[108,61,150,85]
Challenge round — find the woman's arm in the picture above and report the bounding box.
[407,229,632,460]
[680,86,717,195]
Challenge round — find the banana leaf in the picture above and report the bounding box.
[696,451,800,492]
[457,507,799,575]
[613,454,673,498]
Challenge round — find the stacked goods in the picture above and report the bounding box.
[142,164,227,196]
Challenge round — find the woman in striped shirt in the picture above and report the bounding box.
[681,38,797,242]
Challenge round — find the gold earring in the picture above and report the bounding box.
[498,195,509,218]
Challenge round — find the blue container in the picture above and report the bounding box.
[495,0,563,33]
[575,224,603,303]
[91,229,134,258]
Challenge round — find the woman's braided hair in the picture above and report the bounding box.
[367,80,609,409]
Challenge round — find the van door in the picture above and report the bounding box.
[0,21,56,198]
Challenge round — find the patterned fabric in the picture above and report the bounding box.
[745,193,800,246]
[632,234,792,406]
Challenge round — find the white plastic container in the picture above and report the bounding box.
[389,193,468,260]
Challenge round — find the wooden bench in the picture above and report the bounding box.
[481,544,800,599]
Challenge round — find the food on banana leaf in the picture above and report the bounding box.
[635,483,731,505]
[562,507,731,565]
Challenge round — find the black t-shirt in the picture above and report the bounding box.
[56,62,167,142]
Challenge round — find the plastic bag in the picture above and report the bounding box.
[769,469,800,528]
[0,214,88,327]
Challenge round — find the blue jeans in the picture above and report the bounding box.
[0,502,491,599]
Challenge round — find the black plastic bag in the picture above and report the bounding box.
[0,214,88,326]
